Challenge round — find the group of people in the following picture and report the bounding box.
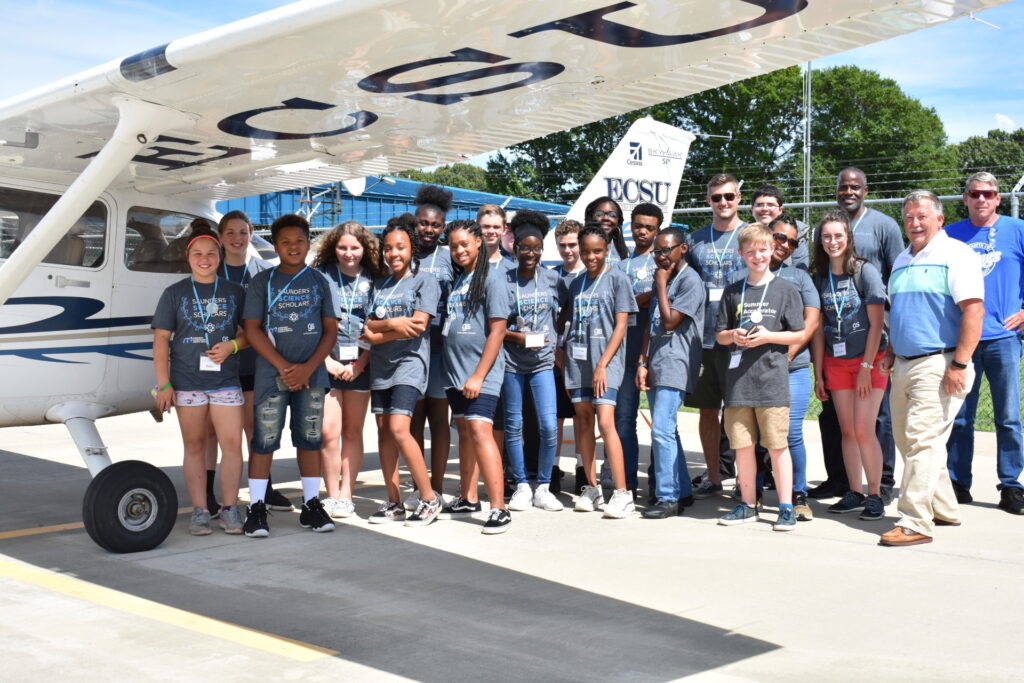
[152,167,1024,546]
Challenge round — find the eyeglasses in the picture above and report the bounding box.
[592,210,620,219]
[772,233,799,249]
[967,189,998,200]
[753,202,780,210]
[652,244,683,257]
[516,245,544,254]
[710,193,737,203]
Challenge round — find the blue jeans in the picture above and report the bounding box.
[503,370,559,485]
[947,335,1024,490]
[788,367,812,496]
[614,375,642,491]
[252,387,326,453]
[649,387,692,502]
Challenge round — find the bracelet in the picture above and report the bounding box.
[351,362,363,374]
[860,362,873,369]
[636,361,647,368]
[950,359,968,370]
[150,381,172,397]
[230,339,239,355]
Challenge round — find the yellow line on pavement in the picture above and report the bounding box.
[0,507,197,541]
[0,560,337,662]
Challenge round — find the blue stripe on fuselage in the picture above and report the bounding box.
[0,342,152,363]
[0,297,151,334]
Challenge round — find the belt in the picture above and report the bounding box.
[896,347,957,361]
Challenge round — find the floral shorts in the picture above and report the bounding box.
[175,388,244,407]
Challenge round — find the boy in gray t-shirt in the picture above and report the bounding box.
[714,224,805,532]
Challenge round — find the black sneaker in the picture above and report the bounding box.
[879,487,894,507]
[243,501,270,538]
[808,481,843,499]
[860,494,884,520]
[549,467,562,495]
[642,500,678,519]
[404,493,442,527]
[266,487,294,511]
[207,497,221,519]
[828,490,867,514]
[441,496,481,518]
[299,497,336,532]
[481,508,511,534]
[678,495,695,508]
[575,466,587,494]
[998,487,1024,515]
[952,480,973,504]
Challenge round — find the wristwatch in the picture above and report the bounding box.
[860,361,873,369]
[950,359,968,370]
[636,360,648,368]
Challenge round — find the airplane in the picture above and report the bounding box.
[0,0,1010,553]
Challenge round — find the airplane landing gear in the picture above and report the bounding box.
[82,461,177,553]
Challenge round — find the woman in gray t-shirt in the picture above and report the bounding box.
[560,226,638,519]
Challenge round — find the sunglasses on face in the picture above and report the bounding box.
[967,189,998,200]
[773,233,799,249]
[652,244,683,257]
[710,193,737,203]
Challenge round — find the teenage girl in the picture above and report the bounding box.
[811,209,889,521]
[412,186,454,502]
[362,219,443,527]
[584,196,630,264]
[560,226,638,518]
[152,229,248,535]
[442,220,512,534]
[502,211,567,513]
[313,221,381,519]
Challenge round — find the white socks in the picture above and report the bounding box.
[248,478,268,504]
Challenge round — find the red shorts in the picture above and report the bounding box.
[823,350,888,391]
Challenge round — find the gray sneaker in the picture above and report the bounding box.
[694,479,724,499]
[718,503,759,526]
[189,507,212,536]
[218,506,243,534]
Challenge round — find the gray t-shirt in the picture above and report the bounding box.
[617,252,656,378]
[444,270,511,396]
[772,264,820,370]
[503,267,568,374]
[152,277,246,392]
[715,275,805,407]
[647,266,705,392]
[686,223,749,348]
[849,207,903,282]
[419,246,452,351]
[243,267,337,405]
[368,270,439,392]
[221,257,273,378]
[321,265,373,361]
[815,261,888,360]
[563,266,638,391]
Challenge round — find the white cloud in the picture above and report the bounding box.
[995,114,1017,131]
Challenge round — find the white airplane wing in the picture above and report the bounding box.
[0,0,1008,203]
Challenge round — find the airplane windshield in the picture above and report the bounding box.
[0,187,107,268]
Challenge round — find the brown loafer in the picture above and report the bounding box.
[933,517,961,527]
[879,526,933,546]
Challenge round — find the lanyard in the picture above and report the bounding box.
[447,273,470,319]
[335,265,364,338]
[850,211,865,234]
[574,266,608,337]
[222,261,249,285]
[515,271,540,330]
[191,276,219,348]
[265,266,308,327]
[738,276,770,327]
[371,271,411,317]
[827,270,849,337]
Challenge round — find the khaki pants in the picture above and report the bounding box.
[890,353,974,536]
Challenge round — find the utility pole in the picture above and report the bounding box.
[803,61,813,227]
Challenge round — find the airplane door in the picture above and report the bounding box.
[0,184,114,422]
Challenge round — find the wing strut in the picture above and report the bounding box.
[0,97,195,306]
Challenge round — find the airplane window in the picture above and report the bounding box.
[125,206,209,273]
[0,187,107,268]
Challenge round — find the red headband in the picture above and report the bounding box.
[187,234,221,251]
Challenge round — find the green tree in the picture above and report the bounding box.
[397,163,490,192]
[945,128,1024,221]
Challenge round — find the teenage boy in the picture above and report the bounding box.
[615,202,662,493]
[715,223,805,531]
[242,214,339,537]
[636,228,704,518]
[552,219,587,493]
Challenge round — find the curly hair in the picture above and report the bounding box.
[380,215,421,275]
[415,184,453,214]
[312,220,382,277]
[445,220,489,316]
[509,209,550,246]
[584,196,628,259]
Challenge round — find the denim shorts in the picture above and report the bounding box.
[446,389,499,423]
[570,386,619,407]
[371,384,421,417]
[251,386,327,453]
[329,368,371,392]
[426,348,447,400]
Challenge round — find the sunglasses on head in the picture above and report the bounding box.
[967,189,998,200]
[773,232,799,249]
[710,193,737,203]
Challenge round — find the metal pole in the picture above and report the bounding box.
[803,62,812,227]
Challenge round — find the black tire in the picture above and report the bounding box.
[82,460,178,553]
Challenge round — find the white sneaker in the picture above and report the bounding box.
[333,498,356,519]
[575,485,605,512]
[403,492,420,511]
[508,483,533,511]
[321,497,340,518]
[599,462,613,488]
[533,484,563,511]
[603,489,635,519]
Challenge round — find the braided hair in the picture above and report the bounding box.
[380,214,421,275]
[445,219,489,315]
[584,196,628,259]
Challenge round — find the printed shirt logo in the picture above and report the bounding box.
[968,240,1002,277]
[178,294,236,344]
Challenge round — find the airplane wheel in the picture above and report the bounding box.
[82,460,178,553]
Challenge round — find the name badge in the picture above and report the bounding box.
[199,355,221,372]
[442,318,453,336]
[571,343,588,361]
[709,287,724,303]
[729,352,742,369]
[338,345,359,360]
[627,313,637,327]
[525,333,544,348]
[357,338,371,351]
[833,341,847,357]
[267,328,276,347]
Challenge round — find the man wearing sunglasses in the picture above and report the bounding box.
[683,173,747,497]
[812,168,903,504]
[750,185,810,270]
[945,172,1024,515]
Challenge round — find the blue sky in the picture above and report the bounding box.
[2,0,1021,143]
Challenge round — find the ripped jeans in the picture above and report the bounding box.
[251,387,327,453]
